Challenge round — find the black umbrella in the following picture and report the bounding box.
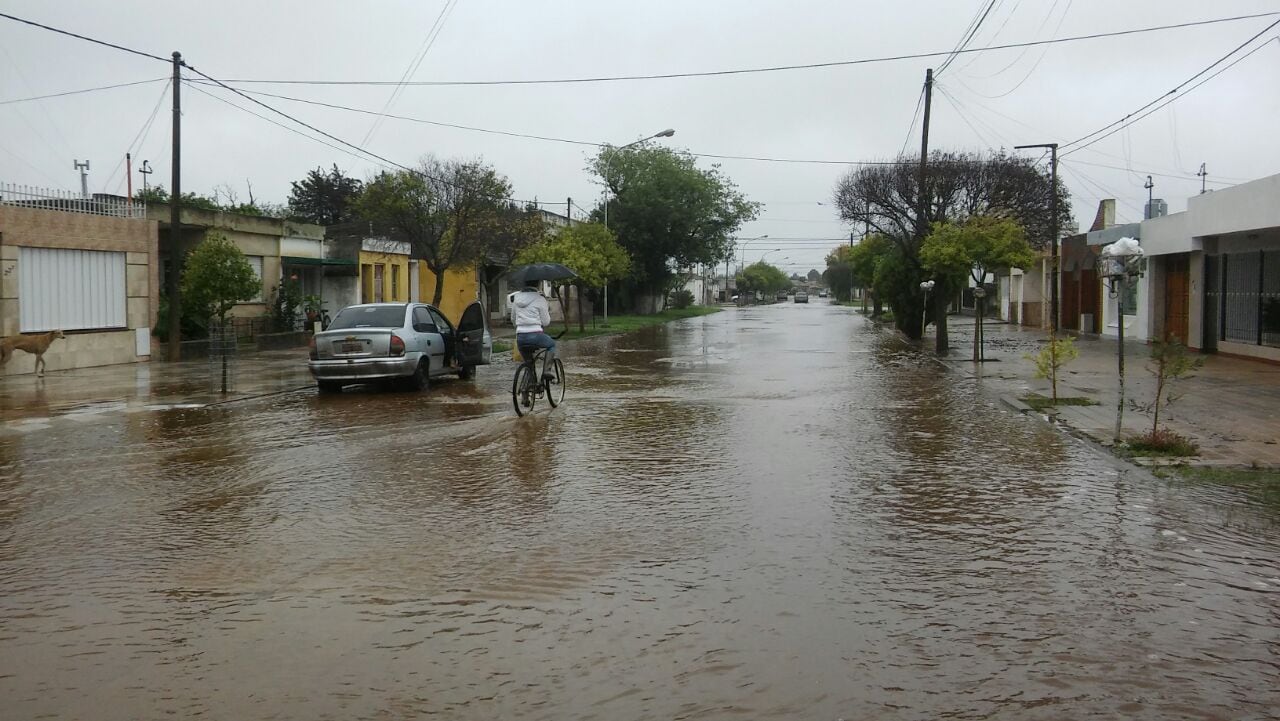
[507,263,578,286]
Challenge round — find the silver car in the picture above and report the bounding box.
[308,301,491,393]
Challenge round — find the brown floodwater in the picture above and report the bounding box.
[1,304,1277,720]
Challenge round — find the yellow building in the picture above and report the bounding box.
[420,265,480,323]
[358,239,411,304]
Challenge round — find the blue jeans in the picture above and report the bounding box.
[516,332,556,366]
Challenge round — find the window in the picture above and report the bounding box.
[245,255,264,302]
[19,247,126,332]
[328,305,407,330]
[428,307,451,333]
[412,306,434,331]
[373,264,385,303]
[391,265,401,301]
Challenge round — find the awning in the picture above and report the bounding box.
[282,255,357,267]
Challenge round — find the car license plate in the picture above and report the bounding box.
[340,341,363,353]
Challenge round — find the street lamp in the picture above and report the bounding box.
[1099,237,1146,443]
[920,280,935,336]
[972,285,987,362]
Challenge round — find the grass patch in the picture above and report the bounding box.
[1019,394,1097,412]
[493,340,512,353]
[552,306,722,341]
[1152,465,1280,508]
[1124,429,1199,457]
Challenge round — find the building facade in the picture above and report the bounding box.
[1,196,159,375]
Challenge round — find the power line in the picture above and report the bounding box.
[937,0,1001,77]
[359,0,458,149]
[1062,159,1237,186]
[1061,21,1280,155]
[207,13,1280,87]
[0,12,170,63]
[0,77,167,105]
[101,79,171,193]
[898,86,927,158]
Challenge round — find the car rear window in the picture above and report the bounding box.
[328,306,406,330]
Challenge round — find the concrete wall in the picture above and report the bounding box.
[419,266,479,323]
[1141,211,1196,256]
[0,205,158,375]
[359,250,411,304]
[1187,173,1280,238]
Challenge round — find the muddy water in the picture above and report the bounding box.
[2,304,1277,720]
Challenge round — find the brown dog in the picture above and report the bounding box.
[0,330,65,377]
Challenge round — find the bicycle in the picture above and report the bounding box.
[511,339,565,417]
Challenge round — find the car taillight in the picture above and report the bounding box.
[308,336,317,360]
[389,334,406,356]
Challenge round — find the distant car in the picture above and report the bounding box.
[795,290,809,303]
[776,290,788,301]
[308,301,491,393]
[818,289,829,298]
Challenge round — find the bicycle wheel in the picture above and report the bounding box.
[545,357,566,408]
[512,363,537,417]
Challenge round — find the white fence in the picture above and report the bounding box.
[0,182,146,219]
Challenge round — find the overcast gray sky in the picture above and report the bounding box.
[3,0,1279,274]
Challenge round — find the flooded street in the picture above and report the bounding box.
[2,304,1277,720]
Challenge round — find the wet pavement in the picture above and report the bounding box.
[2,304,1278,720]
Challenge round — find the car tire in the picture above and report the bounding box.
[405,360,429,392]
[317,380,344,394]
[458,364,475,380]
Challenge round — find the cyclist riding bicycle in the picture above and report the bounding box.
[510,283,557,380]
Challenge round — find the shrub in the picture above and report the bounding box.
[1127,428,1199,457]
[1028,334,1079,403]
[668,289,695,310]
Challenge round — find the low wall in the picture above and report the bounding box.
[0,329,142,376]
[256,331,310,351]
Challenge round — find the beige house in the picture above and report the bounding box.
[149,204,326,327]
[0,189,159,375]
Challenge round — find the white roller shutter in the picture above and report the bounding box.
[18,247,127,332]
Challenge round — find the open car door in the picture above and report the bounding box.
[455,301,491,366]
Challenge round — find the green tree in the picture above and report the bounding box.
[848,234,894,316]
[181,232,261,326]
[355,157,512,306]
[921,216,1036,360]
[591,145,759,312]
[288,164,363,225]
[833,150,1072,350]
[1029,335,1079,403]
[822,245,855,303]
[735,261,790,300]
[1135,337,1204,437]
[133,185,220,211]
[517,222,630,331]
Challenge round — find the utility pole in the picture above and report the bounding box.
[139,159,153,199]
[74,159,90,199]
[1197,163,1208,194]
[917,69,945,352]
[1014,142,1059,334]
[125,153,133,211]
[849,231,855,304]
[167,52,183,361]
[565,197,572,226]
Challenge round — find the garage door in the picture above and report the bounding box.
[19,247,127,332]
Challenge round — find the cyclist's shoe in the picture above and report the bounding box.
[542,373,557,384]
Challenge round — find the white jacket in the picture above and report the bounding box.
[510,290,551,333]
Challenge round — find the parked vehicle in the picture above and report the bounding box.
[795,290,809,303]
[776,290,789,301]
[308,301,491,393]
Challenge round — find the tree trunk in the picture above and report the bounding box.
[431,267,446,307]
[576,284,585,333]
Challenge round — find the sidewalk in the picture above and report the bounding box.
[931,316,1280,468]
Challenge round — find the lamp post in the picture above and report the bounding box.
[601,128,674,324]
[1099,237,1146,443]
[920,280,935,337]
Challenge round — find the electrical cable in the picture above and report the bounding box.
[101,79,171,193]
[0,77,167,105]
[203,13,1280,87]
[1061,21,1280,154]
[898,86,927,159]
[359,0,458,149]
[937,0,1001,77]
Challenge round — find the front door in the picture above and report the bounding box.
[1164,256,1190,343]
[456,301,490,366]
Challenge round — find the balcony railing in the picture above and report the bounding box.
[0,183,146,219]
